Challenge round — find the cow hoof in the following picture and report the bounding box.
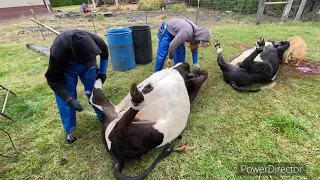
[214,40,221,48]
[130,83,144,104]
[255,37,265,50]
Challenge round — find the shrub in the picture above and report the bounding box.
[95,14,105,21]
[168,3,187,11]
[138,0,165,11]
[72,0,85,5]
[49,0,73,7]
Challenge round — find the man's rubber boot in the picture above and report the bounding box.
[66,133,77,144]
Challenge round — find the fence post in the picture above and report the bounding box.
[196,0,200,24]
[256,0,266,25]
[311,1,320,20]
[281,0,293,21]
[294,0,307,21]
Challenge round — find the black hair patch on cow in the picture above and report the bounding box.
[142,84,154,94]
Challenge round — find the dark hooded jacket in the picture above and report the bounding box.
[45,30,109,101]
[166,18,211,59]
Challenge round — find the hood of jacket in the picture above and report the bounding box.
[194,28,212,42]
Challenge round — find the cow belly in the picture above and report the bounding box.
[106,68,190,149]
[148,71,190,147]
[230,49,263,65]
[230,42,273,65]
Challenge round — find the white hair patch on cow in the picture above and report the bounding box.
[217,47,222,54]
[89,79,103,111]
[130,101,145,111]
[94,79,102,89]
[105,117,120,150]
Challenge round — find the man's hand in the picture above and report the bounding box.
[67,98,83,112]
[194,63,200,70]
[167,59,173,67]
[97,74,107,84]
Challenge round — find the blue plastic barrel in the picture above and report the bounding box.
[106,28,136,71]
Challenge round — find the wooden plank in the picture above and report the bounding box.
[281,0,294,21]
[26,44,50,57]
[30,18,60,35]
[265,2,287,5]
[294,0,307,21]
[256,0,266,25]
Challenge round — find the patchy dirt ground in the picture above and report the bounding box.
[0,4,261,44]
[281,59,320,78]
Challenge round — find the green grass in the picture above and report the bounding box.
[1,21,320,180]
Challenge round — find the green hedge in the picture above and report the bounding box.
[188,0,259,14]
[188,0,317,16]
[50,0,73,7]
[72,0,85,5]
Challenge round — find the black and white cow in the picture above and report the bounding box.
[214,37,290,92]
[89,63,208,180]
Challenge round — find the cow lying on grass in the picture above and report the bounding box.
[214,37,290,92]
[89,63,208,180]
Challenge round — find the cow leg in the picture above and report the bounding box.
[110,83,144,136]
[185,69,208,103]
[214,40,229,70]
[276,41,290,61]
[239,37,265,70]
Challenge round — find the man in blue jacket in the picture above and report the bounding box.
[45,30,108,144]
[154,18,212,72]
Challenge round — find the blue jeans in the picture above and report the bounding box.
[55,62,103,133]
[154,23,186,72]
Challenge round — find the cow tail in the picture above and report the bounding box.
[113,147,175,180]
[230,82,261,93]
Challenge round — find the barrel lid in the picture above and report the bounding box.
[129,26,150,31]
[106,28,132,35]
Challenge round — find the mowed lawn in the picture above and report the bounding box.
[0,21,319,180]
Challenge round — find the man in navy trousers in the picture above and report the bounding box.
[45,30,109,144]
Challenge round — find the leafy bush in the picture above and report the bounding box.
[95,14,105,21]
[188,0,259,14]
[72,0,85,5]
[49,0,73,7]
[168,3,187,11]
[138,0,165,11]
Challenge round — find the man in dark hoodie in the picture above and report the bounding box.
[154,18,212,72]
[45,30,109,144]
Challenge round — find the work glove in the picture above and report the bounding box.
[67,98,83,112]
[167,59,173,67]
[194,63,200,70]
[97,73,107,84]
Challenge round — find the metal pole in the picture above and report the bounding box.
[30,18,60,35]
[1,90,9,114]
[146,13,148,25]
[30,9,45,40]
[90,11,97,34]
[196,0,200,24]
